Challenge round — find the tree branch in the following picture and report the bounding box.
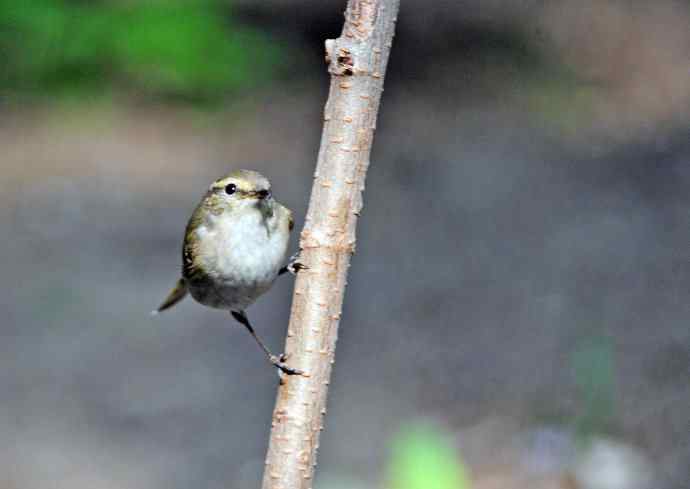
[260,1,400,488]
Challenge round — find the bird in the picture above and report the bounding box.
[154,169,305,375]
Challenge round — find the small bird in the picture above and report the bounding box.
[154,169,305,375]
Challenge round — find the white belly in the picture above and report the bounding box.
[190,208,289,311]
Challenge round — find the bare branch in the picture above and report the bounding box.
[260,1,400,487]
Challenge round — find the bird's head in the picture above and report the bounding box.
[205,169,274,217]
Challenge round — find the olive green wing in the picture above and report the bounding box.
[181,202,210,282]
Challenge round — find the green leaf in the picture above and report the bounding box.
[387,422,471,489]
[0,0,282,103]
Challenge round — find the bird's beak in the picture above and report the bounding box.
[255,190,274,217]
[250,190,271,200]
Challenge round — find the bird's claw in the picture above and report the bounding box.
[287,250,309,275]
[270,353,303,376]
[287,262,308,275]
[279,252,309,276]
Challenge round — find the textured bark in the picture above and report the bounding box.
[260,1,400,488]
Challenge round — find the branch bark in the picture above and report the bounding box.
[260,1,400,488]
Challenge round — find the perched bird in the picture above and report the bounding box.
[154,169,304,375]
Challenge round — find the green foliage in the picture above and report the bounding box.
[0,0,281,103]
[387,422,471,489]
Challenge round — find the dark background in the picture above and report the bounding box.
[1,1,688,488]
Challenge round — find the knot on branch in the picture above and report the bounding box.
[325,40,354,76]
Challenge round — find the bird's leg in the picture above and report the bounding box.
[278,251,309,276]
[230,310,303,376]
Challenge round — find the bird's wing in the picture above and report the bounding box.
[181,202,211,282]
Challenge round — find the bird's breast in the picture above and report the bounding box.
[196,209,289,289]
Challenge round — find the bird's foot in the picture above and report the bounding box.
[270,353,303,376]
[287,262,308,274]
[279,252,309,276]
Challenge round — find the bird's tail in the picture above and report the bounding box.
[152,278,188,315]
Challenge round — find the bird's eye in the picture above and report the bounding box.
[257,189,271,199]
[225,183,237,195]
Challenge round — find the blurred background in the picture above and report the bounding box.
[1,1,688,488]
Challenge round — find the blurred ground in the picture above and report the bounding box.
[1,1,689,489]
